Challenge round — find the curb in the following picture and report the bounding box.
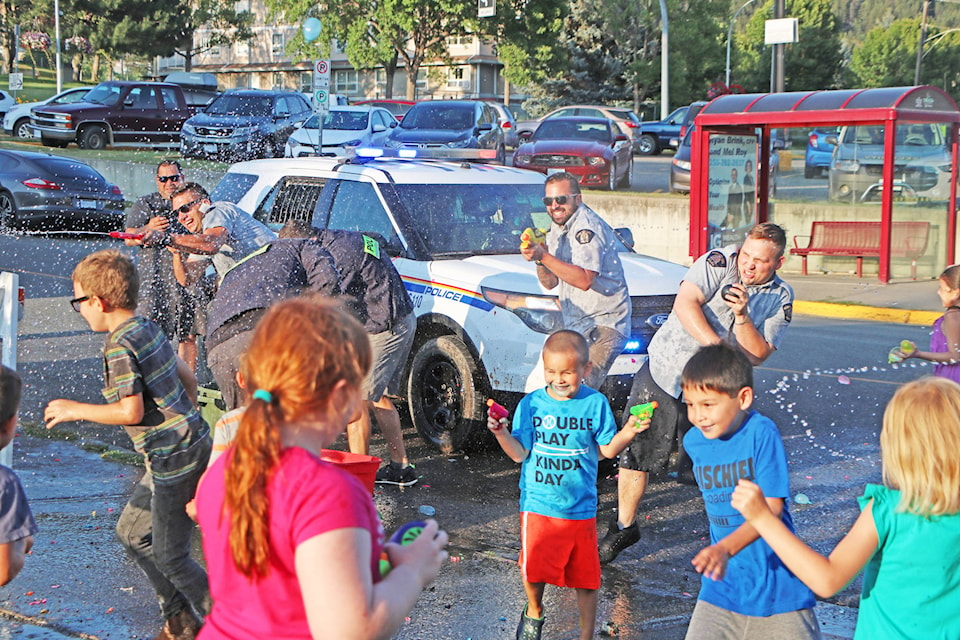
[794,300,940,326]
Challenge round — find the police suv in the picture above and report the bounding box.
[209,156,685,452]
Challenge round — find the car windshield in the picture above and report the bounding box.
[401,104,474,130]
[607,108,640,124]
[84,85,121,106]
[205,95,273,117]
[303,111,369,130]
[534,120,611,142]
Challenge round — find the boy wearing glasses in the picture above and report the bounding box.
[520,171,630,391]
[123,160,198,371]
[45,250,212,640]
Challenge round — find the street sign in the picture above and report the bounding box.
[478,0,495,18]
[312,59,332,115]
[8,73,22,91]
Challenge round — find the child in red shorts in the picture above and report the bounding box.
[487,330,650,640]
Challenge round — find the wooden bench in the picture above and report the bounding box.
[790,220,930,278]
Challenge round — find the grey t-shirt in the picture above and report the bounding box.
[648,245,794,397]
[197,201,277,278]
[546,203,631,337]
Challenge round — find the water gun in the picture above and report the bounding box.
[629,401,658,422]
[519,227,546,249]
[888,340,916,364]
[487,398,509,430]
[379,520,427,577]
[108,231,145,240]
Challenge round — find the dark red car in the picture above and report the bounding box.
[511,117,633,190]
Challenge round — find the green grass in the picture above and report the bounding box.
[2,68,87,103]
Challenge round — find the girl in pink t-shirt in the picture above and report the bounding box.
[196,297,448,639]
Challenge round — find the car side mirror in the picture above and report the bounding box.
[615,133,628,142]
[825,135,838,145]
[478,123,493,131]
[615,227,635,249]
[372,124,386,133]
[123,98,134,108]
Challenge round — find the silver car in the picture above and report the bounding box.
[486,102,520,148]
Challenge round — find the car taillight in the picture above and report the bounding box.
[808,133,819,149]
[501,121,512,129]
[111,185,122,195]
[624,121,639,128]
[22,177,61,190]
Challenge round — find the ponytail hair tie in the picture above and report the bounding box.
[252,389,273,403]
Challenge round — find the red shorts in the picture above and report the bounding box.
[518,512,600,590]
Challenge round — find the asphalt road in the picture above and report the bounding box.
[0,232,938,639]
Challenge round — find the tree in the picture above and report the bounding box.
[849,18,918,88]
[734,0,842,93]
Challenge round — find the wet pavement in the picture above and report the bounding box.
[0,268,941,638]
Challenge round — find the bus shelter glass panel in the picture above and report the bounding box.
[706,132,759,250]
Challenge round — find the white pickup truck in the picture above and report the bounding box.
[209,157,686,452]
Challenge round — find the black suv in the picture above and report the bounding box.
[180,89,312,161]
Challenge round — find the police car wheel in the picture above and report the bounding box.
[407,335,486,454]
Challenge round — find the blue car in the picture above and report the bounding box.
[804,127,837,179]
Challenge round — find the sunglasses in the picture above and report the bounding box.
[176,199,202,215]
[542,194,578,207]
[70,296,89,312]
[157,174,182,183]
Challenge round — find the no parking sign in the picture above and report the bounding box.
[312,59,331,112]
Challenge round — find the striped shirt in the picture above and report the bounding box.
[101,316,209,484]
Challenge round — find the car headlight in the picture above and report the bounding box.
[341,139,363,147]
[234,125,257,137]
[834,159,860,173]
[384,138,403,148]
[447,137,473,148]
[514,154,532,165]
[673,159,691,171]
[481,287,563,334]
[181,122,196,135]
[586,156,606,166]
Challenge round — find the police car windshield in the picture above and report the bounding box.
[393,183,632,257]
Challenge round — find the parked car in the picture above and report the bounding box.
[637,105,688,155]
[0,149,124,232]
[180,89,313,161]
[353,99,416,121]
[828,124,952,202]
[162,71,220,113]
[677,100,708,145]
[383,100,505,163]
[284,105,398,157]
[209,156,685,451]
[31,81,193,150]
[512,117,632,190]
[0,90,14,118]
[671,126,779,195]
[516,105,642,152]
[803,127,837,179]
[3,86,92,139]
[486,102,520,148]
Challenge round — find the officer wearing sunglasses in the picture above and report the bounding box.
[122,160,198,372]
[520,171,630,391]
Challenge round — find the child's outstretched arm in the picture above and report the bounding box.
[731,479,879,597]
[0,535,33,586]
[598,414,650,459]
[297,519,448,640]
[487,408,528,463]
[44,394,145,429]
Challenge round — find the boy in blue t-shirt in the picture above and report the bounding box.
[487,330,649,640]
[0,365,37,586]
[680,344,820,639]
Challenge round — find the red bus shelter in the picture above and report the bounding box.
[688,86,960,282]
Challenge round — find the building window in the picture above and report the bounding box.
[209,44,221,57]
[447,35,474,46]
[273,72,285,90]
[447,66,470,89]
[300,71,313,93]
[272,33,284,56]
[334,69,358,94]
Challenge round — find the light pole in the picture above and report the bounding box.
[659,0,669,117]
[725,0,757,89]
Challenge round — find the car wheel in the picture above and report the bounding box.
[804,165,815,179]
[0,191,17,233]
[79,125,107,150]
[13,117,32,139]
[40,135,68,148]
[619,155,633,188]
[608,161,618,191]
[638,134,660,156]
[407,335,486,453]
[518,131,532,144]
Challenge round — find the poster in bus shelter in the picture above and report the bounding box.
[707,133,759,250]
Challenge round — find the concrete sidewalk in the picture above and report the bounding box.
[788,273,940,325]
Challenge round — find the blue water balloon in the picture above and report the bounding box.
[302,17,322,42]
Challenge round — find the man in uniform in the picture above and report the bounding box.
[599,222,794,563]
[123,160,197,370]
[520,171,631,391]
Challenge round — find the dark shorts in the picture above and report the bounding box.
[618,363,692,473]
[584,325,628,391]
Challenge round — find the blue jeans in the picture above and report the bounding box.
[116,463,211,620]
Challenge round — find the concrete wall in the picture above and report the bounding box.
[83,159,949,280]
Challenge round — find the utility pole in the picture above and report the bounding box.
[915,0,932,85]
[773,0,784,92]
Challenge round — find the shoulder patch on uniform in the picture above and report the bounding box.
[783,302,793,323]
[706,251,727,268]
[361,234,381,259]
[575,229,595,244]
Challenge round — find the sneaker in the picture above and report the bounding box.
[152,608,202,640]
[375,462,418,487]
[598,522,640,564]
[516,606,544,640]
